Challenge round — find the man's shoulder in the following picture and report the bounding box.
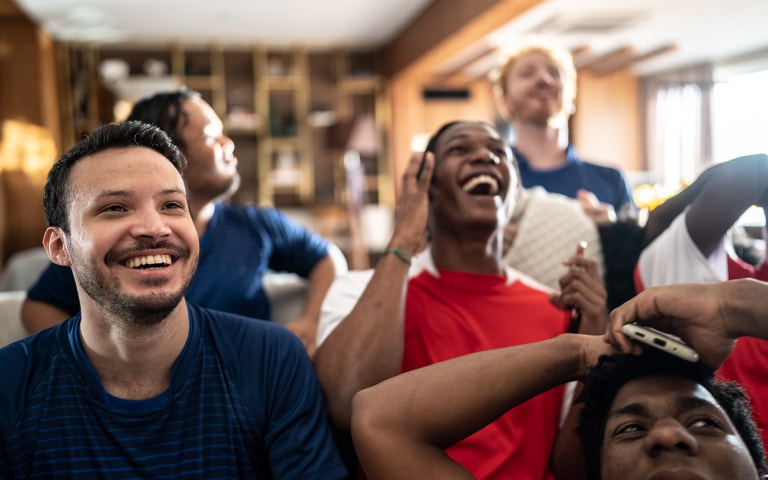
[189,304,302,356]
[0,324,68,436]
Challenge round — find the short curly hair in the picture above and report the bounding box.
[577,350,766,479]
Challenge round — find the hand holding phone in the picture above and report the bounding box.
[621,324,700,362]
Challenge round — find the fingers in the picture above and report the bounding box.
[417,152,435,188]
[404,151,434,188]
[604,302,644,355]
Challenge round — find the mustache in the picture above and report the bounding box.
[105,240,189,264]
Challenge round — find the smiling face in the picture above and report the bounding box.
[176,96,239,201]
[601,375,760,480]
[428,121,517,236]
[501,49,575,128]
[48,146,199,326]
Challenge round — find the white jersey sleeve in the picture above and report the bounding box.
[638,208,728,288]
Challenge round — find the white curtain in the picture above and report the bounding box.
[641,64,714,188]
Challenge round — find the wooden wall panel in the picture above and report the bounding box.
[572,69,642,174]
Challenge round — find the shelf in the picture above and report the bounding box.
[58,43,392,215]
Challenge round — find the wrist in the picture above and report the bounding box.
[381,246,413,266]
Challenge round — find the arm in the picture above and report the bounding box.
[313,152,433,429]
[645,154,768,255]
[351,334,615,480]
[20,298,70,334]
[577,189,616,225]
[285,255,338,358]
[21,263,80,334]
[606,278,768,368]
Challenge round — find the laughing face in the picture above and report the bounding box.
[177,96,240,200]
[51,146,199,326]
[428,121,517,235]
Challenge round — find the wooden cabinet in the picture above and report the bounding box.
[57,43,392,211]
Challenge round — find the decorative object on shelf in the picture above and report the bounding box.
[272,147,300,187]
[342,113,380,269]
[142,58,168,77]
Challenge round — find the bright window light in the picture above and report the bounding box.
[713,69,768,162]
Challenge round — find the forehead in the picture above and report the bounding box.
[181,97,220,127]
[611,375,722,415]
[69,146,185,196]
[437,122,503,148]
[511,50,560,72]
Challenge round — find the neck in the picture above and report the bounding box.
[431,228,505,275]
[78,299,190,400]
[188,193,217,236]
[513,121,568,170]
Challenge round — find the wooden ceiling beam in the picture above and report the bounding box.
[380,0,545,79]
[576,46,635,71]
[588,43,677,76]
[433,44,499,84]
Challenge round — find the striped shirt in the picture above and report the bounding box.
[0,304,345,479]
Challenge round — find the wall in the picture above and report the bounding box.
[389,77,497,195]
[0,1,60,266]
[572,68,642,174]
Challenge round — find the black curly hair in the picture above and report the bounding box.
[577,349,766,479]
[127,88,201,149]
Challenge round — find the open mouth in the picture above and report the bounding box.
[461,174,500,195]
[124,254,173,269]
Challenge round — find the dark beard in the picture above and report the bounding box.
[89,282,185,327]
[70,240,197,328]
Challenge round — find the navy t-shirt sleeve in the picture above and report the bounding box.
[252,208,330,278]
[26,263,81,316]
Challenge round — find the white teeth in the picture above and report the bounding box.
[462,174,499,195]
[125,254,172,269]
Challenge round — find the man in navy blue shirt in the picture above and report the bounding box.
[492,43,635,223]
[0,121,346,479]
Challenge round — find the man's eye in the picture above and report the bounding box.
[448,145,468,154]
[614,423,646,436]
[103,205,126,213]
[164,202,184,210]
[689,417,723,430]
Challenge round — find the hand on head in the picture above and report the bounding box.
[605,282,737,369]
[389,151,433,255]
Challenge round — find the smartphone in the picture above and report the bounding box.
[621,324,700,362]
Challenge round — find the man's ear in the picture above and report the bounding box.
[43,227,72,266]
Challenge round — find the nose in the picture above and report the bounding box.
[219,135,235,155]
[130,208,172,240]
[470,146,501,166]
[643,418,699,457]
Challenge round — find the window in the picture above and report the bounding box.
[712,68,768,162]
